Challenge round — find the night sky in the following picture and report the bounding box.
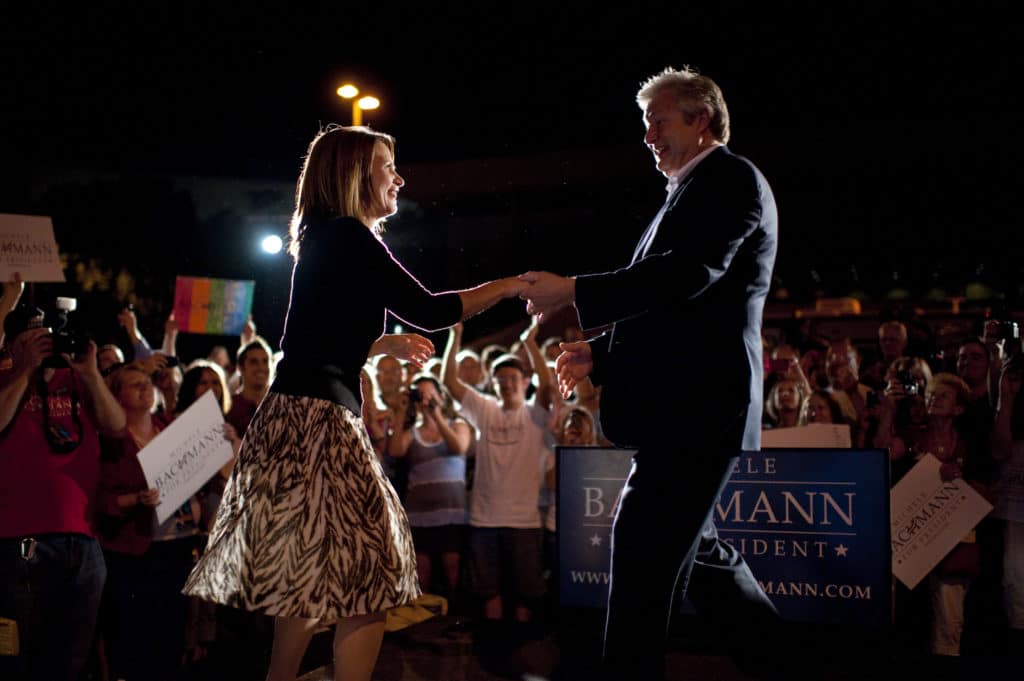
[2,5,1021,351]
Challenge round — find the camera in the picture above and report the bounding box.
[49,297,90,359]
[408,386,422,405]
[996,320,1020,342]
[2,298,90,368]
[895,369,919,396]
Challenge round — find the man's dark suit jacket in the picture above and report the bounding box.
[574,145,778,455]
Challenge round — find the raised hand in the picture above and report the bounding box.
[9,327,53,372]
[520,315,540,344]
[117,306,139,340]
[240,314,256,346]
[2,272,24,311]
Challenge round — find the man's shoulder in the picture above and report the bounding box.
[457,386,497,411]
[701,146,766,183]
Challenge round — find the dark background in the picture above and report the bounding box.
[2,5,1021,357]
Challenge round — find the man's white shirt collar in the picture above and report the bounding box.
[666,142,723,195]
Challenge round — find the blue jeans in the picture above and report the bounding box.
[0,534,106,681]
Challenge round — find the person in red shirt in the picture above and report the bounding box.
[0,300,126,681]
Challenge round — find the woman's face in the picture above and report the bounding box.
[367,141,404,221]
[414,380,442,409]
[118,369,155,413]
[806,394,833,424]
[926,384,963,418]
[775,380,801,412]
[195,368,223,402]
[562,411,595,446]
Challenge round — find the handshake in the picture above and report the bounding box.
[511,271,576,323]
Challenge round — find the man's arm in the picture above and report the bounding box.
[0,328,51,431]
[0,272,24,348]
[520,317,553,411]
[441,324,469,404]
[524,158,768,329]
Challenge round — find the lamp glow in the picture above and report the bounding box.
[357,96,380,111]
[337,84,359,99]
[261,235,283,255]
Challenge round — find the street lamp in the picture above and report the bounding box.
[336,83,381,126]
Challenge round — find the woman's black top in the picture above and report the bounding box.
[271,217,462,415]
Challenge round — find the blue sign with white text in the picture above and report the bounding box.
[557,447,891,625]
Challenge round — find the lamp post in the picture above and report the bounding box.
[336,83,381,126]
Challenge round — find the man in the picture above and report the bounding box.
[225,336,273,437]
[878,320,909,365]
[0,302,126,680]
[520,66,779,679]
[441,321,553,625]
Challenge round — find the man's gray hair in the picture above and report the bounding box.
[636,66,731,144]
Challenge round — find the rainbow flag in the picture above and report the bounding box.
[173,276,255,335]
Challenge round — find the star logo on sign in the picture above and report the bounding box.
[835,544,849,557]
[590,534,603,547]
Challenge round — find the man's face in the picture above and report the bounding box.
[240,348,270,390]
[375,356,404,394]
[493,366,527,405]
[457,355,484,387]
[878,325,907,359]
[956,344,989,387]
[826,348,858,390]
[643,89,708,177]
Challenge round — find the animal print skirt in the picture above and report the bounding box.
[183,393,420,622]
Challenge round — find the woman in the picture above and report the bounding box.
[96,362,205,680]
[387,374,471,599]
[183,125,525,681]
[764,377,805,429]
[799,389,846,426]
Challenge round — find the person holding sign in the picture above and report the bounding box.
[95,361,217,680]
[183,124,525,681]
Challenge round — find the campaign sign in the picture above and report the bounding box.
[0,214,65,282]
[136,391,234,524]
[558,447,891,626]
[173,276,254,335]
[557,447,635,607]
[891,453,994,589]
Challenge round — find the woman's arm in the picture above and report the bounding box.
[386,394,415,458]
[457,277,527,320]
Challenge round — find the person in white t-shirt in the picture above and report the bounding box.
[442,320,554,624]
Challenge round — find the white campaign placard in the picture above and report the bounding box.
[0,214,65,282]
[136,391,234,524]
[891,453,993,589]
[761,423,851,448]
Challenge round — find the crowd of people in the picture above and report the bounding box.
[762,316,1024,661]
[5,271,1022,681]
